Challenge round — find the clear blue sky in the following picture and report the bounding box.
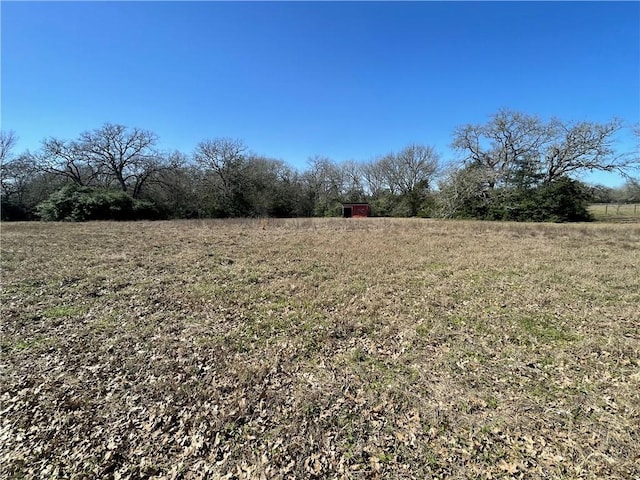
[2,1,639,186]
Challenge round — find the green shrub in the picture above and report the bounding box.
[443,177,592,223]
[533,177,592,222]
[1,196,34,221]
[36,184,162,221]
[133,199,165,220]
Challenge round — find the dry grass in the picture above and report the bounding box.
[589,204,640,223]
[1,218,639,479]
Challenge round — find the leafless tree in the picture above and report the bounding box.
[541,118,628,183]
[77,123,160,196]
[301,156,346,215]
[620,178,640,203]
[241,155,299,216]
[435,164,489,218]
[361,144,440,197]
[39,137,98,186]
[361,157,389,197]
[452,109,550,189]
[1,154,37,202]
[376,154,401,195]
[37,124,165,197]
[194,137,247,190]
[193,138,253,215]
[394,144,440,194]
[305,155,345,199]
[452,109,633,189]
[0,130,18,164]
[1,132,63,216]
[1,130,20,196]
[340,160,366,201]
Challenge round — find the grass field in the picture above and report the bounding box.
[1,218,639,479]
[589,204,640,223]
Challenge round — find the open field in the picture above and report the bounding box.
[1,218,639,479]
[589,204,640,223]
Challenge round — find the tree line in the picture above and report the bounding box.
[1,109,638,222]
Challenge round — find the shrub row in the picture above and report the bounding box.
[35,185,165,221]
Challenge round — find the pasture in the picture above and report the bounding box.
[589,203,640,223]
[1,218,639,479]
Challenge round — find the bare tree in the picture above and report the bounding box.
[1,130,20,196]
[361,157,390,197]
[1,153,38,202]
[37,124,164,196]
[0,130,18,164]
[194,138,247,189]
[622,178,640,203]
[302,156,345,216]
[242,155,298,216]
[452,109,550,189]
[452,110,633,189]
[341,160,366,201]
[394,144,440,194]
[435,164,491,219]
[1,132,64,219]
[305,156,344,198]
[1,151,62,219]
[541,118,628,183]
[375,154,401,195]
[193,138,251,216]
[77,123,160,196]
[362,144,439,196]
[39,137,98,186]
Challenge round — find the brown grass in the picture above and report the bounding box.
[589,203,640,223]
[1,218,639,479]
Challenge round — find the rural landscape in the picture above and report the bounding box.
[1,109,639,224]
[2,109,639,479]
[2,2,639,478]
[1,217,639,479]
[1,111,640,479]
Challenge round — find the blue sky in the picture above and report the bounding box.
[2,1,639,186]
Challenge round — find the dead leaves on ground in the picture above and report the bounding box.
[1,219,639,479]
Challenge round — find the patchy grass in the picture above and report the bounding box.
[589,203,640,223]
[1,218,639,479]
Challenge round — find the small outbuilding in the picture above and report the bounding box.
[341,203,369,218]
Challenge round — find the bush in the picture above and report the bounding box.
[36,185,162,221]
[1,196,35,221]
[133,199,166,220]
[368,195,396,217]
[533,177,592,222]
[440,177,593,223]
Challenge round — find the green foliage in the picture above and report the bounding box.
[389,197,414,217]
[36,184,164,221]
[1,196,34,221]
[5,113,631,222]
[368,194,395,217]
[312,199,342,217]
[368,191,435,218]
[133,199,166,220]
[444,177,593,222]
[535,177,593,222]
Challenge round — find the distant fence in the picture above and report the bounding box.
[588,203,640,222]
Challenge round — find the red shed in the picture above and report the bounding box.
[342,203,369,218]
